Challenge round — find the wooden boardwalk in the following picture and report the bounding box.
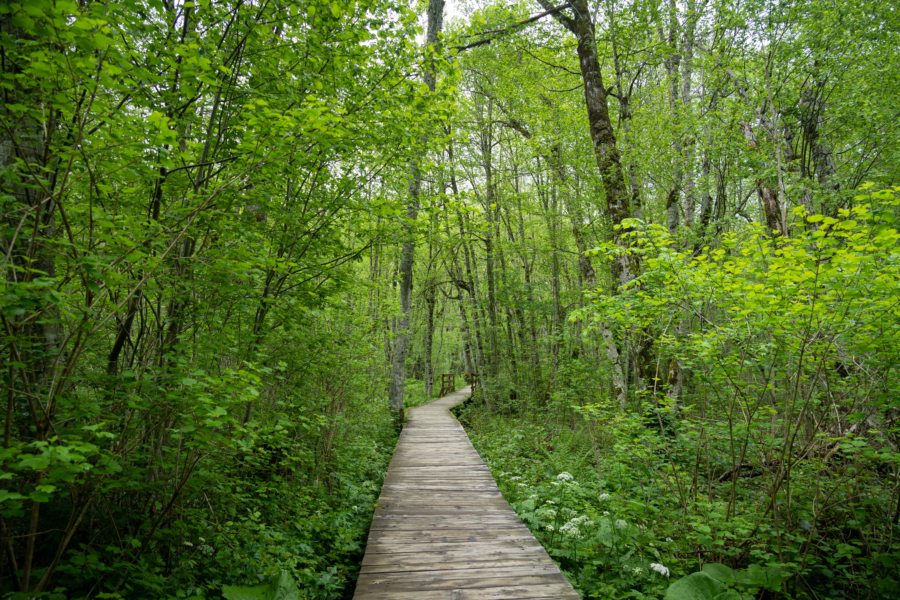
[353,387,579,599]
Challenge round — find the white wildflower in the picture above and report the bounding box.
[598,493,611,501]
[649,563,670,578]
[560,515,592,538]
[538,507,557,520]
[556,472,574,482]
[560,521,581,538]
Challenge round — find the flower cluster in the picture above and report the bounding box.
[559,514,592,538]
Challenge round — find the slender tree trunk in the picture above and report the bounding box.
[1,13,66,589]
[541,0,635,407]
[662,0,700,404]
[537,161,563,373]
[555,146,628,409]
[664,0,683,235]
[740,122,785,236]
[388,0,444,426]
[424,284,436,399]
[446,139,487,380]
[476,96,501,379]
[798,76,840,214]
[680,0,700,226]
[605,0,643,218]
[512,178,541,393]
[458,208,488,383]
[574,9,634,283]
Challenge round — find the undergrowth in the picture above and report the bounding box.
[458,397,898,600]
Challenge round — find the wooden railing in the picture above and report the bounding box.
[439,373,456,397]
[438,372,479,397]
[466,372,479,393]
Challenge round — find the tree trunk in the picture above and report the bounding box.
[664,0,683,235]
[680,0,700,226]
[605,0,644,218]
[541,0,636,406]
[447,138,487,380]
[542,0,636,286]
[476,96,501,379]
[388,0,444,426]
[741,123,786,236]
[424,283,436,400]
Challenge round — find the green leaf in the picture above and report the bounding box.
[665,572,726,600]
[702,563,736,583]
[223,571,300,600]
[17,453,51,471]
[0,490,27,504]
[222,584,270,600]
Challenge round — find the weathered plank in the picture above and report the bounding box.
[353,387,579,599]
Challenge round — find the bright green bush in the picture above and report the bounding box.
[464,187,899,600]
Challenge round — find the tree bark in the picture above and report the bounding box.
[477,96,501,379]
[664,0,683,235]
[740,122,785,236]
[541,0,635,407]
[605,0,644,217]
[541,0,636,286]
[388,0,445,426]
[424,282,436,400]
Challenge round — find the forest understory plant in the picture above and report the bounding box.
[462,187,899,599]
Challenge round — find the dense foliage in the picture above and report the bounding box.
[461,190,899,599]
[444,2,900,600]
[1,0,438,597]
[2,0,897,598]
[444,1,897,598]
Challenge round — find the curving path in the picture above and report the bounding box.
[353,387,579,599]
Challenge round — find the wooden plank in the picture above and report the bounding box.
[352,387,579,599]
[362,556,554,574]
[356,570,576,593]
[368,518,527,529]
[356,564,562,584]
[363,539,542,555]
[380,483,501,490]
[367,531,537,544]
[362,548,549,570]
[357,580,572,592]
[355,585,577,600]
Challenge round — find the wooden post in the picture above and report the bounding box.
[466,372,478,394]
[439,373,456,397]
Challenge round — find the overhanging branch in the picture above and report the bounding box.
[453,3,570,52]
